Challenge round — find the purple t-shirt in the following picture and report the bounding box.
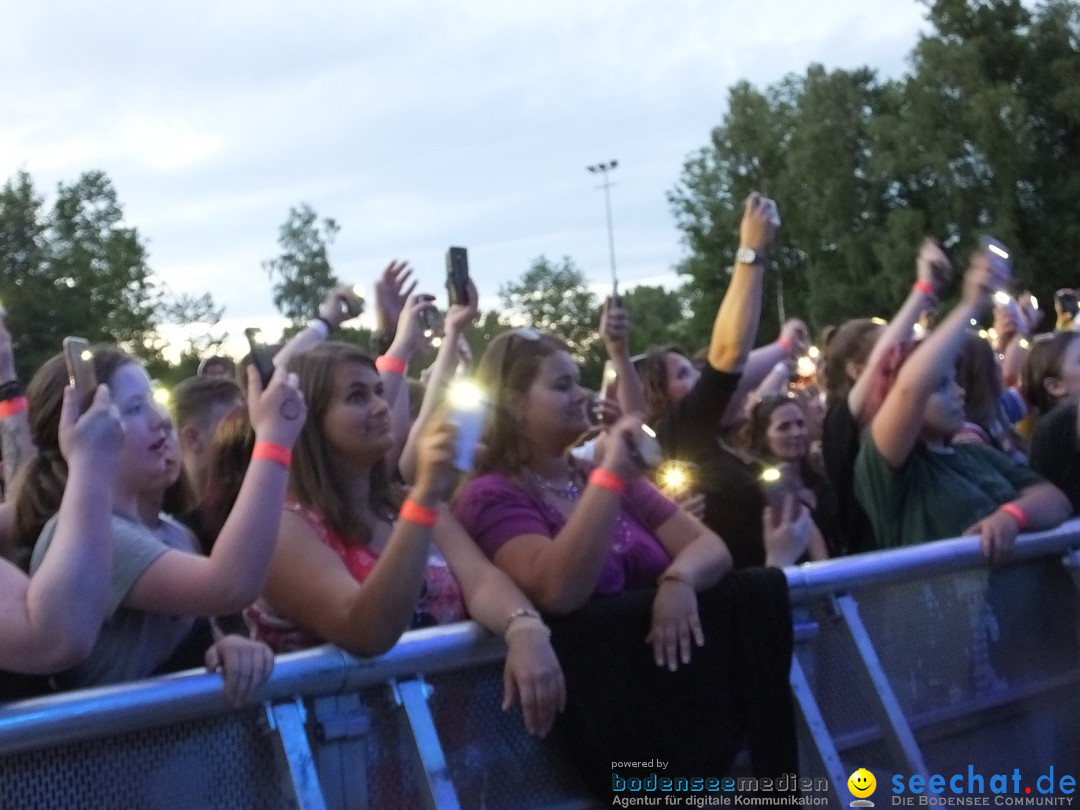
[454,470,679,596]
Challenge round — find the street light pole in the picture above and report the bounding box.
[586,160,619,296]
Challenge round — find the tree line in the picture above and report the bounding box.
[3,0,1075,388]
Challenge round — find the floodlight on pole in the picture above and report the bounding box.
[586,160,619,297]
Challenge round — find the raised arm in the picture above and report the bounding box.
[487,417,646,615]
[870,253,999,469]
[399,278,479,483]
[849,239,952,423]
[0,385,121,673]
[273,283,364,370]
[123,366,307,616]
[600,297,646,418]
[707,192,775,373]
[0,318,36,507]
[261,416,459,656]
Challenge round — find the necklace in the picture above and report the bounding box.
[526,459,581,501]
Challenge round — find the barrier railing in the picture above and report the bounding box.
[2,520,1079,808]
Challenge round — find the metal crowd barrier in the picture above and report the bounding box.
[2,521,1080,808]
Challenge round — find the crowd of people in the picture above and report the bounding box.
[1,191,1078,797]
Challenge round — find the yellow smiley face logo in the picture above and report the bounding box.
[848,768,877,798]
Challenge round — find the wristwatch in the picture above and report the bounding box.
[735,246,763,266]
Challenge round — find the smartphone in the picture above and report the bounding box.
[624,424,663,471]
[446,247,470,307]
[62,337,97,412]
[244,328,275,388]
[445,379,489,471]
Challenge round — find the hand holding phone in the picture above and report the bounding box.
[446,247,470,307]
[62,337,97,413]
[244,328,275,388]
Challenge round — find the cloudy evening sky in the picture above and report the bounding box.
[1,0,929,352]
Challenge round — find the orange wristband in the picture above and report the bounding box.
[588,468,626,495]
[777,337,792,353]
[251,442,292,468]
[0,396,28,418]
[375,355,407,375]
[913,280,936,298]
[400,499,439,527]
[998,502,1028,530]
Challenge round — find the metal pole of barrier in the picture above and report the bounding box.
[394,678,462,810]
[265,699,328,810]
[834,595,930,781]
[789,657,847,806]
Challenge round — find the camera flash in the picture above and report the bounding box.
[446,379,486,412]
[760,467,782,484]
[987,244,1009,260]
[993,291,1012,306]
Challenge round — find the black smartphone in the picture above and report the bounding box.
[244,328,275,388]
[62,336,97,413]
[446,247,470,307]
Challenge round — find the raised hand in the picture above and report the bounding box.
[600,296,630,356]
[58,384,123,466]
[412,412,460,503]
[246,365,307,448]
[916,238,953,296]
[444,277,479,337]
[739,192,779,254]
[374,260,417,334]
[762,491,813,568]
[318,283,365,330]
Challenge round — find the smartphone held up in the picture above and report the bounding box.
[62,337,97,413]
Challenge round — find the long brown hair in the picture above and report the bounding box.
[822,318,881,409]
[473,328,569,477]
[634,344,689,427]
[1021,331,1080,416]
[12,345,135,564]
[287,342,395,543]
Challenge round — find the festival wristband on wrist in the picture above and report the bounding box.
[252,442,292,468]
[375,355,407,375]
[913,280,936,298]
[998,502,1028,530]
[589,468,626,495]
[400,499,438,527]
[0,396,28,418]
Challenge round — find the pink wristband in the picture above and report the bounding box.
[589,468,626,495]
[913,280,936,298]
[777,337,792,353]
[375,355,407,375]
[998,503,1027,530]
[400,499,439,527]
[252,442,292,469]
[0,396,28,418]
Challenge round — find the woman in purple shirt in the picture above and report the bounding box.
[454,328,731,671]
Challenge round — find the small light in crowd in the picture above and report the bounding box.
[423,329,434,339]
[657,462,692,496]
[988,244,1009,260]
[152,385,171,407]
[807,346,820,360]
[80,350,93,362]
[871,317,887,326]
[641,424,657,439]
[1019,338,1031,350]
[978,329,989,340]
[993,291,1012,307]
[760,467,782,484]
[796,355,817,377]
[969,319,978,326]
[913,323,926,339]
[446,379,487,411]
[431,337,443,349]
[987,328,998,342]
[1030,296,1040,311]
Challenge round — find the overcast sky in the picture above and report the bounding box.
[1,0,929,351]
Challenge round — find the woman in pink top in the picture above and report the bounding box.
[243,342,565,737]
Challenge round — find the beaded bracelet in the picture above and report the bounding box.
[251,442,292,469]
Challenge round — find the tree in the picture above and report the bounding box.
[0,170,162,378]
[498,256,605,385]
[617,284,695,354]
[669,0,1080,336]
[263,204,340,326]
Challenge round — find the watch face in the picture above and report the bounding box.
[736,247,759,265]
